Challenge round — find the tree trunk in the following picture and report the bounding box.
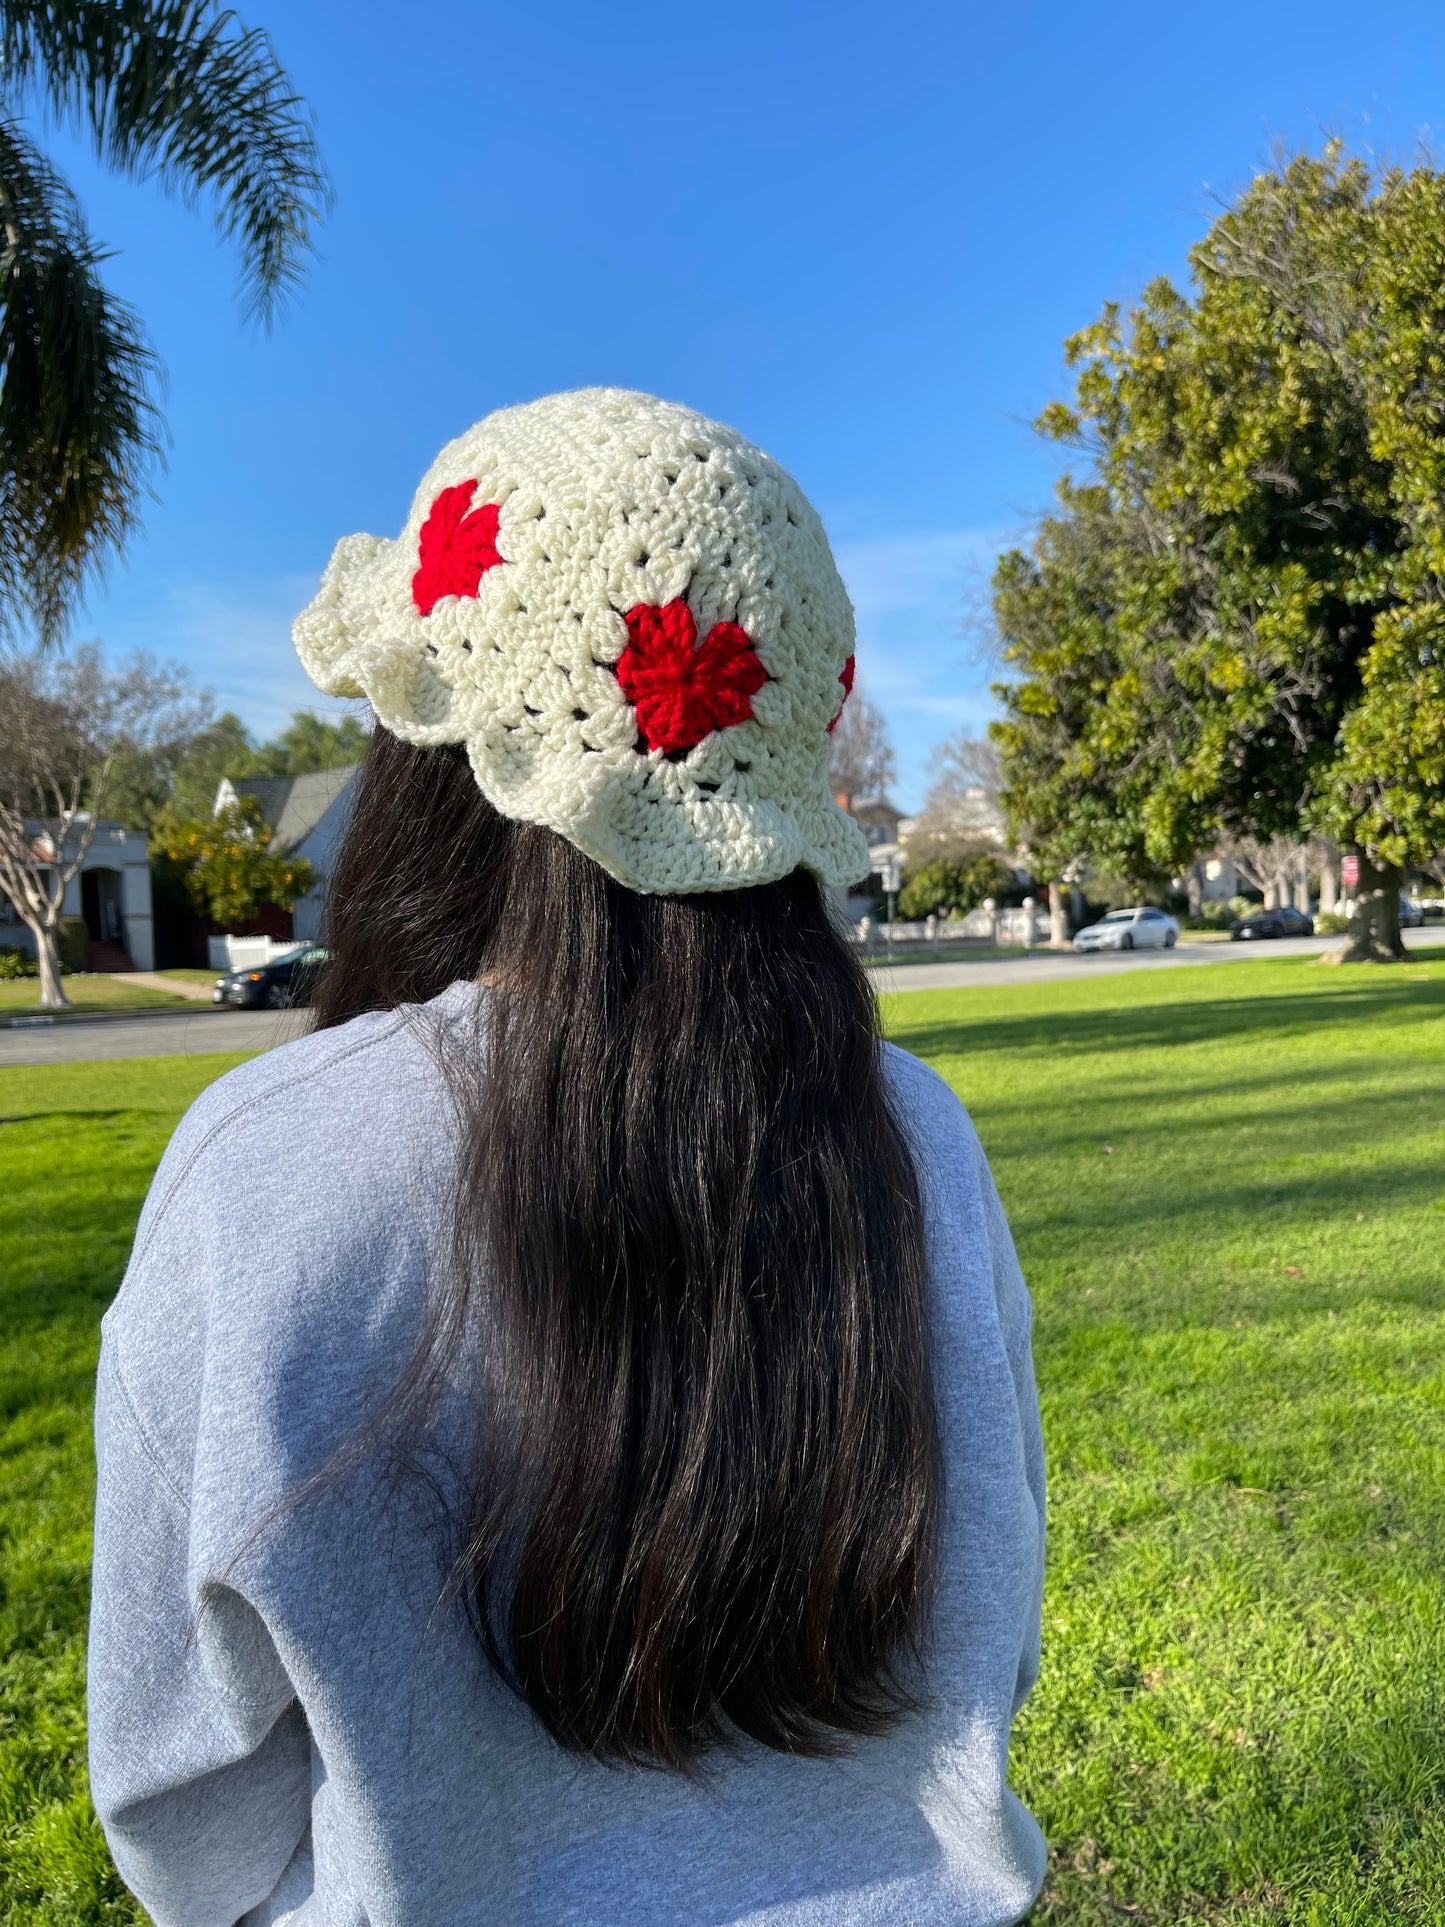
[1334,857,1405,963]
[1319,855,1339,916]
[1048,878,1071,948]
[1186,860,1203,919]
[29,918,70,1007]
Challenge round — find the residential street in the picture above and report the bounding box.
[866,925,1440,995]
[0,927,1436,1065]
[0,1006,313,1065]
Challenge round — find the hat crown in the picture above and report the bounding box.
[293,388,869,895]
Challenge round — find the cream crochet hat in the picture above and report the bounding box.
[293,388,870,895]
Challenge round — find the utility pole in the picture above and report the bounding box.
[878,852,903,962]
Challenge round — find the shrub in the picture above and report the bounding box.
[0,945,38,979]
[57,917,91,972]
[151,798,314,926]
[1316,910,1351,934]
[1187,896,1259,929]
[897,854,1014,921]
[1183,901,1233,930]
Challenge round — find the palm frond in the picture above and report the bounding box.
[0,117,161,644]
[0,0,332,323]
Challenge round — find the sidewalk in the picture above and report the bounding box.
[106,970,214,1001]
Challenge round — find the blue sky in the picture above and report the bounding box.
[48,0,1445,807]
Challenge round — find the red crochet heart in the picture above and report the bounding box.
[828,653,855,733]
[412,480,502,615]
[617,601,767,755]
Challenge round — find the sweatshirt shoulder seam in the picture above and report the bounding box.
[99,1342,190,1518]
[128,1012,412,1276]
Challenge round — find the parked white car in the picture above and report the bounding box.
[1073,906,1180,952]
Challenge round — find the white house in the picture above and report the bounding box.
[943,783,1010,848]
[1198,853,1252,902]
[0,819,155,970]
[214,767,358,941]
[903,782,1012,858]
[845,793,905,851]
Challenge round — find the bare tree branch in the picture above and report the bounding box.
[0,642,203,1001]
[828,673,896,809]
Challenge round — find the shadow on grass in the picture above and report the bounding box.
[1,1235,136,1304]
[1016,1147,1441,1255]
[991,1075,1442,1313]
[891,976,1445,1063]
[971,1064,1440,1162]
[1015,1181,1441,1278]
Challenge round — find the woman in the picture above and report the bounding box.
[89,390,1046,1926]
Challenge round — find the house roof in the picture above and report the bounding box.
[218,767,357,853]
[847,794,903,825]
[22,818,149,861]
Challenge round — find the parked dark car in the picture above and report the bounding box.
[1399,896,1426,928]
[1230,906,1315,941]
[212,945,329,1009]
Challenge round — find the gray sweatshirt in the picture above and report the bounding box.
[89,982,1047,1927]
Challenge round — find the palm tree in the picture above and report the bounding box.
[0,2,330,645]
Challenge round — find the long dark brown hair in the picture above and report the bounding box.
[314,727,939,1768]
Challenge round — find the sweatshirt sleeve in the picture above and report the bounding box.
[89,1204,312,1925]
[977,1150,1046,1717]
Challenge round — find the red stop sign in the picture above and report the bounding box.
[1342,854,1360,887]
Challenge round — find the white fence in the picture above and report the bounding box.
[207,934,306,973]
[851,906,1053,950]
[995,906,1052,945]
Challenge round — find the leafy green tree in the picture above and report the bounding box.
[103,707,250,828]
[151,794,311,926]
[106,707,369,829]
[247,709,370,777]
[993,145,1445,961]
[0,2,329,644]
[168,712,263,816]
[897,854,1013,921]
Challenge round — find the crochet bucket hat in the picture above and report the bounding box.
[293,388,871,895]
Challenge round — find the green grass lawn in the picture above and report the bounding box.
[0,1055,255,1924]
[888,952,1445,1922]
[149,968,221,988]
[2,955,1444,1923]
[0,978,194,1017]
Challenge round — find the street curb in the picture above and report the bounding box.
[1,1002,223,1030]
